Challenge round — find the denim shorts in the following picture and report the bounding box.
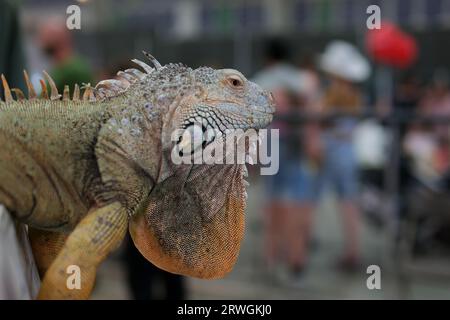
[265,139,321,203]
[266,161,321,202]
[320,128,359,201]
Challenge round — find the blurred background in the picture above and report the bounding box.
[3,0,450,299]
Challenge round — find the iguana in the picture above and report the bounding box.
[0,52,275,299]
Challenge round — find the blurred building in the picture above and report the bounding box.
[19,0,450,77]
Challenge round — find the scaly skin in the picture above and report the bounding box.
[0,53,275,299]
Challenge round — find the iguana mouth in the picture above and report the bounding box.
[175,123,262,167]
[176,122,218,156]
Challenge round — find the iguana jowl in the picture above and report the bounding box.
[0,52,275,299]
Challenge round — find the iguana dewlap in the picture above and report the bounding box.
[0,52,275,299]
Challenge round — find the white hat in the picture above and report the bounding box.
[319,40,371,82]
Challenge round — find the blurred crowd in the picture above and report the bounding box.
[254,39,366,285]
[252,37,450,287]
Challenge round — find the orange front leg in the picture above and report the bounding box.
[37,202,128,299]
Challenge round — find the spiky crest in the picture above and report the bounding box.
[0,52,163,104]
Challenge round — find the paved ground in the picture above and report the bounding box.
[91,178,450,300]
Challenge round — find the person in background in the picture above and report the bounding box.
[393,73,423,222]
[124,235,186,300]
[253,39,320,284]
[317,41,371,271]
[37,18,93,92]
[419,69,450,139]
[394,73,422,119]
[423,70,450,177]
[404,69,450,184]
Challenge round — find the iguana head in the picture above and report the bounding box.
[118,53,275,279]
[168,66,274,140]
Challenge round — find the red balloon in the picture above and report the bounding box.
[366,21,418,68]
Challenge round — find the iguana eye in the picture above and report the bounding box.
[227,75,244,88]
